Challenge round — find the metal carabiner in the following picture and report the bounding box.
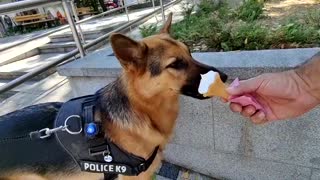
[39,126,66,139]
[38,115,82,139]
[39,128,50,139]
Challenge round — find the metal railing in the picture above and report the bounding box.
[70,0,86,43]
[0,0,180,94]
[0,1,138,52]
[0,0,61,15]
[61,0,85,57]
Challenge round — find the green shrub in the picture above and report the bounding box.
[223,22,270,50]
[139,24,158,38]
[305,9,320,28]
[273,22,320,44]
[241,22,269,49]
[236,0,264,22]
[172,12,220,45]
[139,0,319,52]
[197,0,222,15]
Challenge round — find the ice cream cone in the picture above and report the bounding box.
[204,74,229,99]
[198,71,229,99]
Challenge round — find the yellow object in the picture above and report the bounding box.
[203,73,229,99]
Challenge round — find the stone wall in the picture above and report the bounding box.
[58,47,320,180]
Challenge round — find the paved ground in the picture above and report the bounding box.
[263,0,320,27]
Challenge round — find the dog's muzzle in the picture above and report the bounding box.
[181,63,228,99]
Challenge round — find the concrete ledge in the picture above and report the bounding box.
[58,47,320,180]
[58,48,320,79]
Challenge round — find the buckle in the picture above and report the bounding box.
[138,163,146,172]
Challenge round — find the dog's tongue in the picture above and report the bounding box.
[228,78,264,111]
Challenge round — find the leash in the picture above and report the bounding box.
[30,114,83,139]
[0,102,75,175]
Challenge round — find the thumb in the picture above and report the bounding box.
[227,77,262,96]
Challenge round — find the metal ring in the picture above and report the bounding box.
[64,115,82,135]
[102,150,110,157]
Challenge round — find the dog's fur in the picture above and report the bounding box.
[0,13,227,180]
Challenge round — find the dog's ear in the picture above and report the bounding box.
[110,33,147,70]
[159,12,173,34]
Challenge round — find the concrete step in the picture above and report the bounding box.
[0,49,39,66]
[49,23,125,43]
[0,91,16,103]
[0,80,39,92]
[0,37,50,67]
[0,80,38,102]
[0,73,71,114]
[49,32,105,43]
[39,40,108,54]
[0,53,65,80]
[39,42,79,53]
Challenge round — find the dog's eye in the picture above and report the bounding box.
[167,59,188,70]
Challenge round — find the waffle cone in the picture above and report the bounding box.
[204,74,229,99]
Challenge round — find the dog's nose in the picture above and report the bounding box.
[219,72,228,82]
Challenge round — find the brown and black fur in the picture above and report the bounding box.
[0,13,227,180]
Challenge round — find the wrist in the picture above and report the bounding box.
[294,57,320,102]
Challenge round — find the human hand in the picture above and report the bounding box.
[226,70,320,124]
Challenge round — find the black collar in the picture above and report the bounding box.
[52,95,159,177]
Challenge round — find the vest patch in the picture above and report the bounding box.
[80,161,128,174]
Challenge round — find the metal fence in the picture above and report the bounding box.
[0,0,180,94]
[0,5,127,52]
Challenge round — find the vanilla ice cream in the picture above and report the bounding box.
[198,71,218,94]
[198,70,229,99]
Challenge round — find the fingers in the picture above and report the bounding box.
[226,77,263,96]
[220,97,228,103]
[251,111,267,124]
[240,105,256,117]
[230,103,242,113]
[229,103,267,124]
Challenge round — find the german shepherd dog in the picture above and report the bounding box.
[0,13,227,180]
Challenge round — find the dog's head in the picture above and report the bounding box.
[110,13,227,100]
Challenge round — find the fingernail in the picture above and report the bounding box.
[258,112,265,119]
[248,109,254,114]
[226,87,235,93]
